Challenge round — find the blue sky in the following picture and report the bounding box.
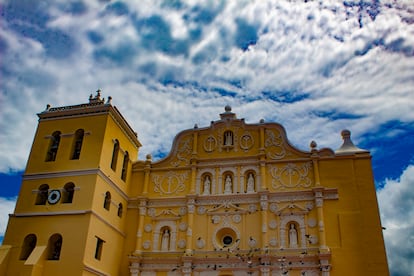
[0,0,413,274]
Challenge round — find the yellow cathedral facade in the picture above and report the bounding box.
[0,92,388,276]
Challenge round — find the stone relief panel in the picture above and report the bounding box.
[239,131,254,152]
[265,129,286,160]
[152,171,189,195]
[269,162,312,190]
[203,135,217,153]
[170,136,193,167]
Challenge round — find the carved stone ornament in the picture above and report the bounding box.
[204,135,217,153]
[308,218,317,228]
[212,215,221,224]
[270,162,312,189]
[179,222,188,231]
[305,202,314,211]
[142,240,151,250]
[153,171,189,195]
[232,214,241,223]
[239,132,254,152]
[179,206,187,216]
[309,235,318,245]
[269,220,277,229]
[269,203,278,213]
[269,237,278,247]
[144,224,152,233]
[248,237,257,248]
[197,206,206,215]
[170,136,193,167]
[178,239,186,249]
[248,204,257,213]
[196,238,205,249]
[147,208,156,217]
[265,129,286,159]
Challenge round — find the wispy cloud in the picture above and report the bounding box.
[0,1,413,272]
[0,197,16,244]
[378,165,414,276]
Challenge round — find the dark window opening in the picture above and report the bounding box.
[35,184,49,205]
[110,140,120,171]
[46,131,61,162]
[20,234,37,260]
[121,151,129,181]
[104,192,111,210]
[95,237,104,260]
[117,203,123,218]
[62,182,75,203]
[47,234,62,260]
[71,129,84,160]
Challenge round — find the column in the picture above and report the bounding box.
[142,156,151,195]
[260,192,269,247]
[314,188,328,251]
[185,197,195,255]
[134,199,147,254]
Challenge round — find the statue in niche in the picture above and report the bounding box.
[203,176,211,195]
[289,224,298,248]
[224,175,232,194]
[247,173,255,193]
[161,229,170,251]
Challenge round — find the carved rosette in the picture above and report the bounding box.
[265,129,286,159]
[270,162,312,189]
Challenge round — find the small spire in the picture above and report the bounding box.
[89,89,105,104]
[335,129,368,154]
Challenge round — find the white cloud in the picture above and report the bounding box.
[378,165,414,276]
[0,0,413,172]
[0,197,16,244]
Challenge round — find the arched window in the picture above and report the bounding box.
[110,140,120,171]
[103,192,111,210]
[20,234,37,260]
[117,203,123,217]
[223,130,234,146]
[36,184,49,205]
[121,151,129,181]
[62,182,75,203]
[47,234,63,260]
[46,131,61,161]
[71,129,84,160]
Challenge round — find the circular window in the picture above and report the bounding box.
[215,227,238,249]
[223,236,233,246]
[48,190,61,204]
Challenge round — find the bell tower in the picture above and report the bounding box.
[1,91,141,275]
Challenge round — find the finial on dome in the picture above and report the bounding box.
[220,105,236,120]
[335,129,368,154]
[194,124,198,129]
[310,140,317,150]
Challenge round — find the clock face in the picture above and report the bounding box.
[48,190,61,204]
